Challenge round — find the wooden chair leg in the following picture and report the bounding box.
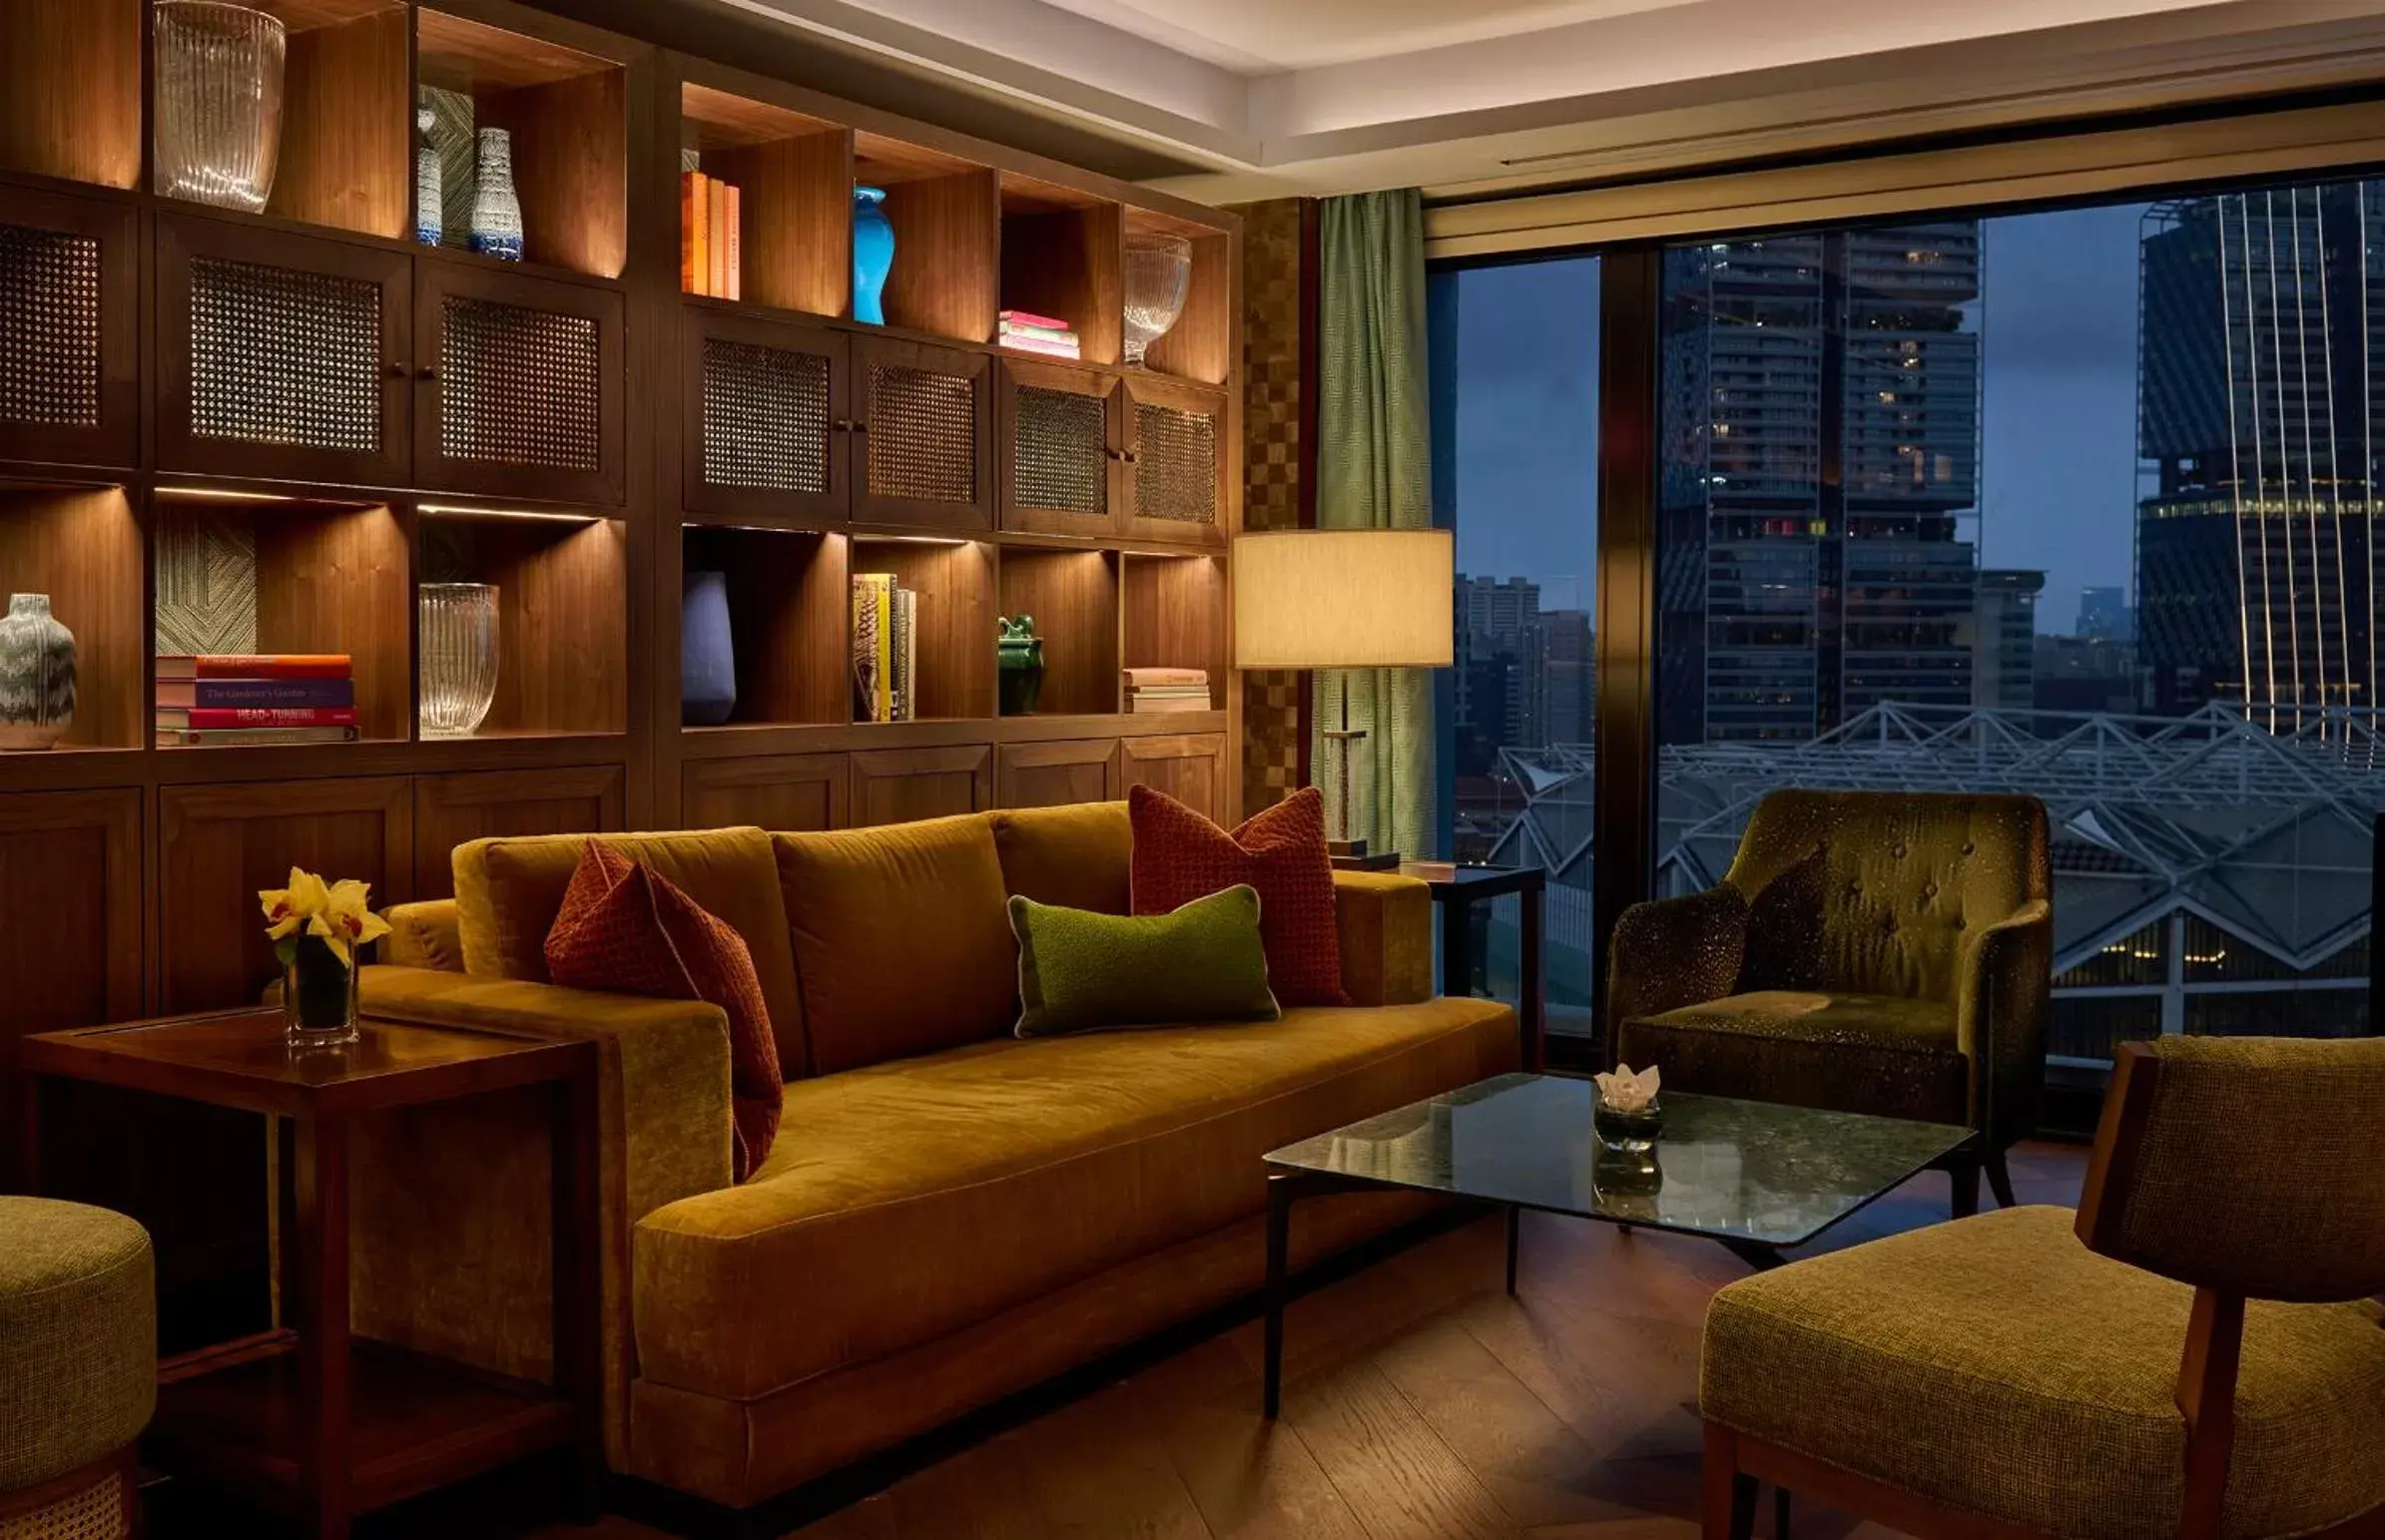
[1704,1422,1757,1540]
[1985,1148,2019,1211]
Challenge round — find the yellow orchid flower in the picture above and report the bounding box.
[259,866,331,940]
[304,877,391,968]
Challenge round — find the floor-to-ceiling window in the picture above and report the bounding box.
[1427,256,1600,1037]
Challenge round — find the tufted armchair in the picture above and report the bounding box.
[1608,788,2051,1212]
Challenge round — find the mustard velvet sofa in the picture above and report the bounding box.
[349,801,1517,1511]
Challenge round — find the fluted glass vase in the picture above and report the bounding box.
[1122,233,1192,365]
[418,583,499,738]
[155,2,287,213]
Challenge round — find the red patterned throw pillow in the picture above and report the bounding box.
[544,840,782,1180]
[1129,784,1347,1007]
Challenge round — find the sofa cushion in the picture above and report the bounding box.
[632,995,1518,1400]
[773,816,1017,1076]
[1620,989,1969,1127]
[1130,784,1346,1007]
[989,800,1131,914]
[1703,1206,2385,1540]
[453,827,807,1078]
[1009,885,1278,1037]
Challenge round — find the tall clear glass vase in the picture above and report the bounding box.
[155,2,287,213]
[418,583,499,738]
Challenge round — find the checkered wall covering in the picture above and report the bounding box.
[1234,198,1307,819]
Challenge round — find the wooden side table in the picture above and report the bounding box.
[16,1009,600,1540]
[1399,861,1546,1072]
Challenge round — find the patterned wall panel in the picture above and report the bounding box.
[1235,199,1308,818]
[154,508,258,657]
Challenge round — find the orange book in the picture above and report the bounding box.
[682,171,710,295]
[724,183,742,302]
[709,176,729,298]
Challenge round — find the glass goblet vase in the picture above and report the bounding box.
[418,583,499,738]
[1123,233,1192,365]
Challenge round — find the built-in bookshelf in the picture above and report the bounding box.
[0,0,1240,1348]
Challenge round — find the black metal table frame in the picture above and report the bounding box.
[1412,863,1545,1073]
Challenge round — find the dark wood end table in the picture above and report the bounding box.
[17,1009,602,1540]
[1398,861,1546,1071]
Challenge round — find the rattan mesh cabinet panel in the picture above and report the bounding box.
[1122,376,1227,547]
[415,261,625,503]
[997,358,1120,537]
[683,308,850,524]
[0,190,136,469]
[852,336,991,529]
[156,218,410,484]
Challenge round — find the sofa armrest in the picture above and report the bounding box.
[1605,886,1749,1048]
[351,965,736,1472]
[1333,870,1434,1006]
[1958,897,2052,1154]
[380,898,463,972]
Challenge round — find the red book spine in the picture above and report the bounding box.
[160,654,353,679]
[173,707,358,728]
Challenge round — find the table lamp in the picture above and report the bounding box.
[1232,527,1455,862]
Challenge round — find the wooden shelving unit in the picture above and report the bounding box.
[0,0,1241,1359]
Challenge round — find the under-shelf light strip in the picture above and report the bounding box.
[417,503,603,524]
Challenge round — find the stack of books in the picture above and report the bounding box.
[852,574,918,723]
[156,655,358,746]
[997,309,1080,359]
[681,172,744,301]
[1124,667,1210,714]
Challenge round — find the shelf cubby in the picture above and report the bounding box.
[851,536,993,722]
[417,8,628,278]
[417,510,627,738]
[998,547,1117,717]
[853,133,996,343]
[999,174,1121,366]
[152,488,409,746]
[680,524,848,729]
[0,0,142,191]
[0,482,143,751]
[681,84,851,317]
[1126,208,1232,385]
[1123,553,1228,710]
[247,0,412,240]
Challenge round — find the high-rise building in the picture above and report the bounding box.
[1458,576,1540,646]
[1660,224,1983,742]
[2078,585,2133,641]
[2136,185,2385,728]
[1971,568,2045,711]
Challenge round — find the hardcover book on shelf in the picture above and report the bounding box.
[156,725,361,747]
[1130,694,1212,714]
[157,677,355,709]
[724,183,742,301]
[682,171,708,294]
[1123,667,1209,688]
[157,654,351,681]
[710,178,730,298]
[892,587,916,722]
[155,707,358,731]
[852,573,893,722]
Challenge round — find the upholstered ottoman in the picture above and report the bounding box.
[0,1198,155,1540]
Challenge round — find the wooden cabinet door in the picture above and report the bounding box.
[0,188,139,470]
[852,335,992,530]
[997,738,1118,809]
[415,258,626,504]
[0,787,141,1107]
[850,743,991,826]
[1121,375,1228,548]
[997,358,1121,538]
[159,775,411,1013]
[684,307,851,525]
[157,215,412,486]
[1120,733,1228,823]
[682,753,849,831]
[412,766,625,900]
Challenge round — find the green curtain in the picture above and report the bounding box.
[1316,189,1435,857]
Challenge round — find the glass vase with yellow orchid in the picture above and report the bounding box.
[261,867,389,1045]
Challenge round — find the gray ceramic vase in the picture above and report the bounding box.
[0,594,76,751]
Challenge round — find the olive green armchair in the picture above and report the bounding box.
[1608,788,2051,1212]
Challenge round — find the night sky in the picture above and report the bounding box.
[1445,200,2153,634]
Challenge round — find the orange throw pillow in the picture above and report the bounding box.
[1129,784,1347,1007]
[545,840,782,1180]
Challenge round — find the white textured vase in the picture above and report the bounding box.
[418,583,498,737]
[0,594,76,752]
[469,128,525,261]
[155,2,286,213]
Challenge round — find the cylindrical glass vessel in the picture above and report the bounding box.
[156,2,287,213]
[418,583,499,738]
[1122,234,1192,365]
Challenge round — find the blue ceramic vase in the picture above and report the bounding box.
[682,571,737,726]
[853,186,894,325]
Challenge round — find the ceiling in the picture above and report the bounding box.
[709,0,2385,201]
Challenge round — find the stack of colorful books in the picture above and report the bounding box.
[155,655,358,746]
[1124,667,1210,714]
[681,172,743,301]
[852,574,918,723]
[997,309,1080,359]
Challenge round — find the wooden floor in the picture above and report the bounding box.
[500,1142,2085,1540]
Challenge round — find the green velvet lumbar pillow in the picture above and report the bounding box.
[1010,884,1281,1038]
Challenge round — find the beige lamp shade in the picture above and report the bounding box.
[1232,529,1456,670]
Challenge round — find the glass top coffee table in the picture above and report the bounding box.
[1258,1072,1974,1415]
